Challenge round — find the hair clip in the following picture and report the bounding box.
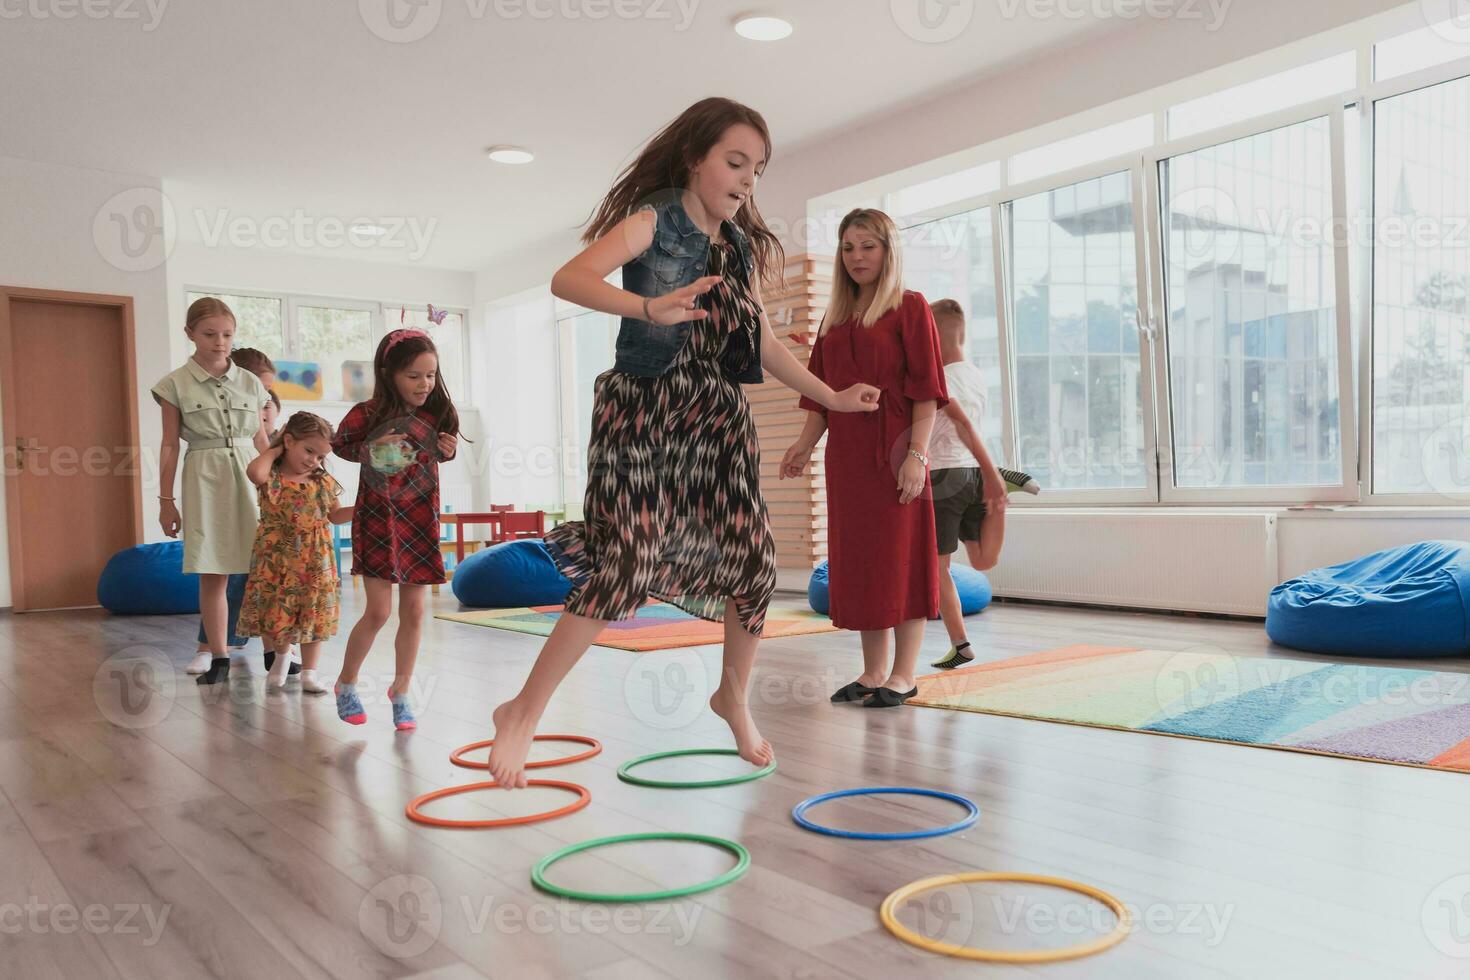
[384,328,429,354]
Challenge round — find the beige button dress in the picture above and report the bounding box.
[151,359,268,574]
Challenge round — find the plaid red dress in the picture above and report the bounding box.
[333,400,453,585]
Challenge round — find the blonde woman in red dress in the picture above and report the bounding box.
[782,208,950,707]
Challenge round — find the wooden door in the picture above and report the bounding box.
[1,288,142,611]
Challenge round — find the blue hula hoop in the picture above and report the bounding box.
[791,787,980,840]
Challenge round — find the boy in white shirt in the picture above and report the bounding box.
[927,299,1011,669]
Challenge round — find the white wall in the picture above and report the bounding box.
[475,280,563,511]
[0,156,174,609]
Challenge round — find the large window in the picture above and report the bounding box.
[185,290,469,406]
[184,291,284,359]
[1007,170,1147,493]
[901,207,1004,456]
[292,301,376,402]
[1371,73,1470,497]
[1157,115,1345,490]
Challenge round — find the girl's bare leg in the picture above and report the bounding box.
[488,611,609,789]
[337,577,393,686]
[389,584,427,701]
[194,574,231,684]
[708,600,774,768]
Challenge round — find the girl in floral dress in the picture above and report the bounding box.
[237,412,355,692]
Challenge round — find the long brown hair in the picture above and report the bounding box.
[583,97,785,285]
[363,329,462,436]
[269,411,334,478]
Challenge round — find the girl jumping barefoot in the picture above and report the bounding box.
[487,97,880,788]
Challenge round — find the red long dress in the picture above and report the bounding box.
[799,290,950,630]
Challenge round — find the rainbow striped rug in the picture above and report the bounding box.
[436,600,837,652]
[913,644,1470,773]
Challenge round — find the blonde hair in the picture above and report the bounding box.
[820,208,905,335]
[185,296,236,333]
[930,298,966,345]
[269,411,335,478]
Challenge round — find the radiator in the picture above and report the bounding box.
[984,510,1279,616]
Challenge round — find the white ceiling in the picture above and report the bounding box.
[1,1,1130,271]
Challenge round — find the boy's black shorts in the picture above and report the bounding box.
[930,466,986,555]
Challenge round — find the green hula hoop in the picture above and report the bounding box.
[617,748,777,788]
[531,832,751,903]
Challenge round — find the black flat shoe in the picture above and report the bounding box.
[831,681,878,703]
[862,686,919,708]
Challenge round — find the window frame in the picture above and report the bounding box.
[997,154,1161,506]
[1143,98,1360,504]
[1358,55,1470,504]
[183,287,472,410]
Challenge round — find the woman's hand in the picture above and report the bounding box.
[780,442,814,480]
[160,500,181,537]
[437,432,458,459]
[829,383,881,413]
[645,276,721,325]
[897,455,927,505]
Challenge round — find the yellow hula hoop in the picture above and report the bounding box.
[878,872,1131,964]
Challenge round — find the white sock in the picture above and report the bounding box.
[267,646,293,688]
[186,651,213,674]
[300,669,327,694]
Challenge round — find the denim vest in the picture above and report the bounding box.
[613,196,764,384]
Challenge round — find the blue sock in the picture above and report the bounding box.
[390,691,416,731]
[335,683,366,725]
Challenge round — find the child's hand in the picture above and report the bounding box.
[437,432,458,459]
[645,276,721,325]
[159,500,181,537]
[829,383,881,413]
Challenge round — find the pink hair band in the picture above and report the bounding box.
[384,328,429,354]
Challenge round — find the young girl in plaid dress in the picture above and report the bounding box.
[331,329,460,730]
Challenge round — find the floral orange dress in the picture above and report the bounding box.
[237,468,343,644]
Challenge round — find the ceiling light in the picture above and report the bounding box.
[734,14,792,41]
[487,145,535,164]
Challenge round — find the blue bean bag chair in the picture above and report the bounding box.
[97,540,199,615]
[807,559,992,618]
[1267,541,1470,658]
[451,539,572,608]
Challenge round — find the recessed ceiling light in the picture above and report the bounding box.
[734,13,792,41]
[487,145,535,164]
[350,223,387,237]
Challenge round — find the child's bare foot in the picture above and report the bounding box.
[709,686,773,768]
[488,700,536,789]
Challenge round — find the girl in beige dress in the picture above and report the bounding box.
[152,298,271,684]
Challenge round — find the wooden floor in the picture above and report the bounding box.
[3,590,1470,979]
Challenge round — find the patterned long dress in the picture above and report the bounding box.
[545,239,778,635]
